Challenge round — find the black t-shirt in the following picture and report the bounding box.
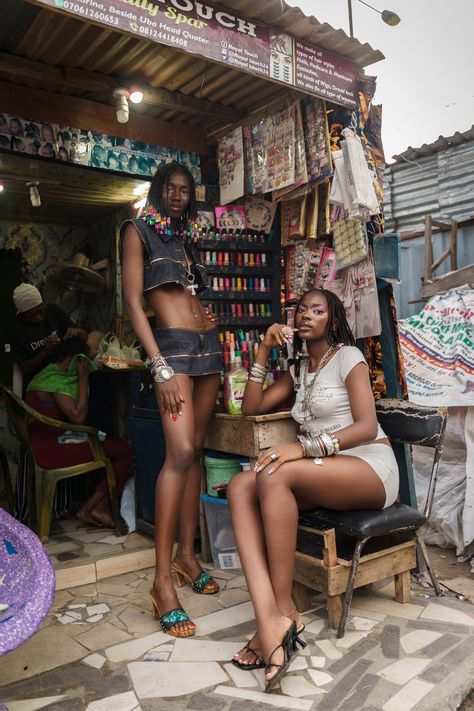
[8,304,74,365]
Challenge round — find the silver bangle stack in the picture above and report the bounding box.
[296,431,340,458]
[148,352,175,383]
[248,362,268,384]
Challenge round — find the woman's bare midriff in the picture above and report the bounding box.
[146,283,214,331]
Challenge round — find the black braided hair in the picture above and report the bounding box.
[146,160,198,223]
[293,288,355,385]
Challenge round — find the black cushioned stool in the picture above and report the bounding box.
[293,399,448,637]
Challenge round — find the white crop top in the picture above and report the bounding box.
[290,346,386,440]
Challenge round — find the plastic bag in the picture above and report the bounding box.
[120,476,136,533]
[341,128,379,215]
[98,333,144,369]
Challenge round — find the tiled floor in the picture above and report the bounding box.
[1,551,473,711]
[44,518,155,591]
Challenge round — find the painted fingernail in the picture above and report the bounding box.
[178,411,183,416]
[268,468,274,475]
[161,408,165,415]
[172,415,177,421]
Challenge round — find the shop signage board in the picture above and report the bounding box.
[30,0,359,108]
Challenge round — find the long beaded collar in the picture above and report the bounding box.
[142,206,201,242]
[299,343,343,432]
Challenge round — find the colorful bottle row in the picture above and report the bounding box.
[209,303,272,319]
[200,251,268,267]
[193,227,271,243]
[211,276,272,292]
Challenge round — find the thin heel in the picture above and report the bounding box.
[293,625,306,650]
[294,634,307,650]
[174,570,185,588]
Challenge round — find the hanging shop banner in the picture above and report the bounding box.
[31,0,359,108]
[399,288,474,407]
[294,40,358,108]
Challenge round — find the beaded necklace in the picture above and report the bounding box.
[142,206,201,241]
[300,343,343,431]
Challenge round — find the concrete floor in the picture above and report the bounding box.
[0,524,473,711]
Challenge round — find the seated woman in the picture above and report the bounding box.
[25,335,133,528]
[227,288,399,692]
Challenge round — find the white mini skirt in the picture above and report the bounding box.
[338,442,399,508]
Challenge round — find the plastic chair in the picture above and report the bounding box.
[294,399,448,637]
[0,385,125,542]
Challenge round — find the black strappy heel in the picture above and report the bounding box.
[264,621,296,693]
[294,624,307,650]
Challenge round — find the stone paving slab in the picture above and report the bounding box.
[1,566,473,711]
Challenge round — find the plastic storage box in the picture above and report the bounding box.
[201,494,241,570]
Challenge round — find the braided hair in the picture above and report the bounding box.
[293,288,355,387]
[146,160,198,223]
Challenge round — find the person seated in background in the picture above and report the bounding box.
[8,282,87,383]
[25,335,133,528]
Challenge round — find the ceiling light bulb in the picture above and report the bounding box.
[113,88,130,123]
[129,88,144,104]
[26,181,41,207]
[133,182,150,196]
[0,180,4,192]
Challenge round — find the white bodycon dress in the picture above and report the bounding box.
[290,346,399,508]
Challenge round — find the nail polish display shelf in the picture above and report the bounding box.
[204,266,274,276]
[198,240,272,252]
[207,291,272,300]
[217,317,274,326]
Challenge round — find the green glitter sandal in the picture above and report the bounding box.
[171,561,220,595]
[149,589,195,638]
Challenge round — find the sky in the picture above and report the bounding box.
[286,0,474,162]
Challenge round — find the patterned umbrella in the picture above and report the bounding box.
[0,508,55,655]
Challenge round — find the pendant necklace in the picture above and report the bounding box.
[300,343,342,431]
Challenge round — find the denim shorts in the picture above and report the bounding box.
[152,326,222,376]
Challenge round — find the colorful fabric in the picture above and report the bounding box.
[27,354,96,399]
[399,288,474,406]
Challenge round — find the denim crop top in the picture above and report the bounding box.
[120,218,209,295]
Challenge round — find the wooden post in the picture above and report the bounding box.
[450,221,458,272]
[423,214,433,284]
[394,570,411,603]
[323,529,343,629]
[292,581,309,612]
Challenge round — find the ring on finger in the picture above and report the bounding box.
[270,453,277,461]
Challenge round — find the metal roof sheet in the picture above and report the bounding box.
[392,124,474,163]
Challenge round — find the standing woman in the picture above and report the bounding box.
[227,288,399,691]
[121,162,222,638]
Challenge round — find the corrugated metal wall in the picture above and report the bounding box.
[394,224,474,318]
[384,135,474,318]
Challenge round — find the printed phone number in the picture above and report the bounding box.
[138,27,188,46]
[61,2,119,24]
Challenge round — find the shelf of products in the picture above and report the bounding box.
[195,224,281,379]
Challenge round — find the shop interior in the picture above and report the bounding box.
[0,0,405,583]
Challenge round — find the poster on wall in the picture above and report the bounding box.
[245,196,276,234]
[217,127,244,204]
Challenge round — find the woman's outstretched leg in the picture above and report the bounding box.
[152,374,196,635]
[227,471,294,680]
[173,374,220,592]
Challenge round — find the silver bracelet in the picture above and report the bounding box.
[249,375,266,384]
[297,432,325,458]
[148,353,175,383]
[320,431,335,456]
[249,364,267,383]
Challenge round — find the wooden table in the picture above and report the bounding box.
[204,411,298,463]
